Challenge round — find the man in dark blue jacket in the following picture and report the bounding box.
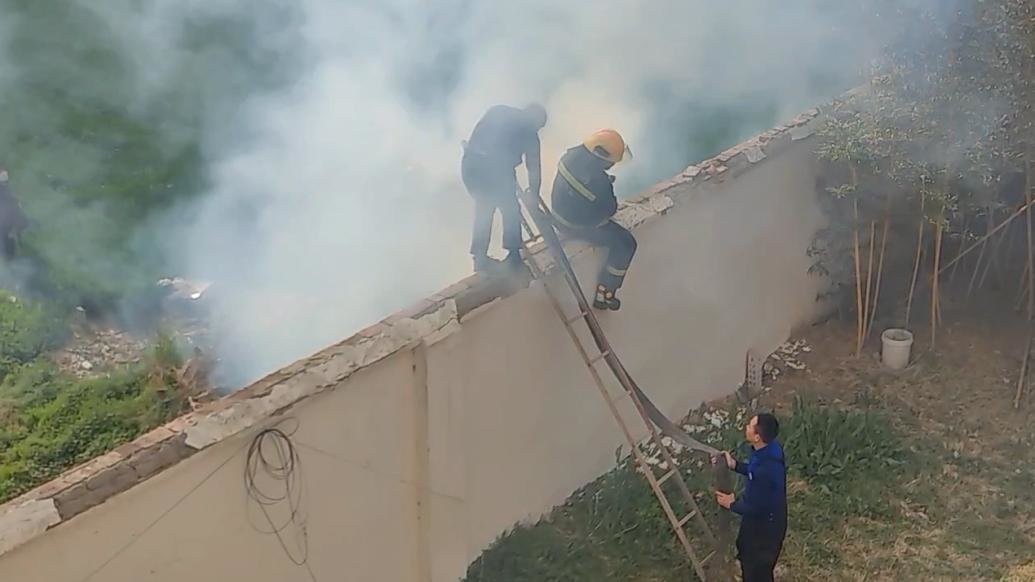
[716,413,787,582]
[461,103,547,273]
[548,129,635,310]
[0,169,27,260]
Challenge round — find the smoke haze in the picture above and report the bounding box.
[5,1,966,386]
[162,0,903,386]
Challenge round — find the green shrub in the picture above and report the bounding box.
[0,2,303,308]
[465,458,700,582]
[781,396,910,526]
[783,396,906,484]
[0,357,187,503]
[0,290,65,379]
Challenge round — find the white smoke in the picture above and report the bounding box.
[144,0,902,386]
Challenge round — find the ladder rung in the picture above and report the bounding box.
[610,389,631,405]
[524,204,722,573]
[677,511,697,528]
[700,550,716,565]
[565,310,588,324]
[656,469,676,485]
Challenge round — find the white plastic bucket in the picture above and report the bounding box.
[881,328,914,370]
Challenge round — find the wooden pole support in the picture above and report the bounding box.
[938,197,1035,275]
[1015,327,1034,410]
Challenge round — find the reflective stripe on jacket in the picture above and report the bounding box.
[549,145,617,228]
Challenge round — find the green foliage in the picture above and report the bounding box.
[782,397,908,523]
[784,396,905,483]
[0,290,64,379]
[809,0,1035,318]
[464,409,749,582]
[465,400,918,582]
[0,355,187,503]
[466,463,691,582]
[0,1,302,308]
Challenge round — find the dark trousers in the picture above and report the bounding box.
[1,235,16,260]
[559,220,637,289]
[736,517,786,582]
[461,153,522,258]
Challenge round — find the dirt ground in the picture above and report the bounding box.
[54,322,151,377]
[751,303,1035,581]
[51,310,217,406]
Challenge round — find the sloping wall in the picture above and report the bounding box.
[0,109,827,582]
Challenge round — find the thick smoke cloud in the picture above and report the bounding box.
[134,0,922,386]
[163,0,889,386]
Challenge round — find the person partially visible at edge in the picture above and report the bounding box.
[0,168,28,260]
[460,103,547,273]
[548,129,636,311]
[715,413,788,582]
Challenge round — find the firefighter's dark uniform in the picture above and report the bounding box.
[461,105,542,266]
[549,145,637,294]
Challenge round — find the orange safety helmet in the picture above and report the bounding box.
[583,129,632,164]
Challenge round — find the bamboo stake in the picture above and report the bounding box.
[966,214,993,299]
[936,279,944,326]
[934,237,944,327]
[854,220,864,355]
[906,193,926,328]
[1016,261,1029,313]
[966,244,987,297]
[993,203,1021,288]
[949,214,970,284]
[867,216,890,340]
[852,167,865,356]
[939,196,1035,275]
[863,220,876,339]
[932,217,944,348]
[1015,327,1034,410]
[1003,220,1021,286]
[977,221,1010,291]
[1027,152,1034,321]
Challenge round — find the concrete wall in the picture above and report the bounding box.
[0,111,827,582]
[0,348,429,582]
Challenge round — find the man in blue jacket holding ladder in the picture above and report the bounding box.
[716,412,788,582]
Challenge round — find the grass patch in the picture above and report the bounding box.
[465,398,917,581]
[465,456,705,582]
[0,342,188,503]
[779,396,913,577]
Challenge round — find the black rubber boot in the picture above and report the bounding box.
[593,284,621,311]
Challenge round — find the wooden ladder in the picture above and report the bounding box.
[514,191,731,581]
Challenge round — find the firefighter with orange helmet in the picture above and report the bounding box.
[549,129,636,311]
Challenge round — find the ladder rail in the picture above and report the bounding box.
[515,195,715,454]
[653,433,720,548]
[519,229,711,582]
[515,200,730,581]
[518,195,719,456]
[533,269,709,579]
